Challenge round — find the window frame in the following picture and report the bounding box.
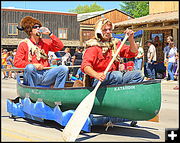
[8,23,18,35]
[58,28,68,39]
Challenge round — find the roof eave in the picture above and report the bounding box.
[78,8,134,22]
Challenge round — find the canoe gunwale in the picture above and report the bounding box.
[17,77,161,90]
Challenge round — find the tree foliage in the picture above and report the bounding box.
[68,2,104,14]
[119,1,149,18]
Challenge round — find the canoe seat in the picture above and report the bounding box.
[36,85,51,88]
[65,81,74,87]
[37,82,74,88]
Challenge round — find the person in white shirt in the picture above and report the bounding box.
[173,53,179,89]
[134,42,144,70]
[145,40,157,80]
[48,51,58,66]
[167,42,178,81]
[163,36,173,80]
[62,48,71,66]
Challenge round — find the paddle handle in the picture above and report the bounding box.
[104,34,129,75]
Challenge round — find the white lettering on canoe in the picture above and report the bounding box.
[32,89,40,94]
[114,86,135,91]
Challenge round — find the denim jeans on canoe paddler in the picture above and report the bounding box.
[92,70,144,87]
[23,64,68,88]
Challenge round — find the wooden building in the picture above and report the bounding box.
[113,1,179,63]
[1,8,80,51]
[149,1,178,14]
[77,9,134,45]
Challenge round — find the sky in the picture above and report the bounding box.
[1,1,123,13]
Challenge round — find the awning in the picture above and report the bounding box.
[112,30,144,40]
[113,11,178,32]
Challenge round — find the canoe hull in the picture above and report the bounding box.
[17,79,161,121]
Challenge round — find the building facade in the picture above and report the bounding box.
[1,8,80,52]
[149,1,178,14]
[114,1,179,63]
[77,9,134,45]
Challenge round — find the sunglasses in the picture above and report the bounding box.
[32,25,41,29]
[102,28,112,32]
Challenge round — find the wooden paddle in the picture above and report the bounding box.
[1,65,81,72]
[62,34,129,142]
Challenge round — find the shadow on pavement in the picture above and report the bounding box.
[3,115,160,141]
[2,115,63,131]
[77,123,160,141]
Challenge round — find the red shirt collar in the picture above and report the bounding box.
[29,37,42,45]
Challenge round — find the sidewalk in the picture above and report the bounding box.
[161,79,179,90]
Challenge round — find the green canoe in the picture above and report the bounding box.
[17,77,161,121]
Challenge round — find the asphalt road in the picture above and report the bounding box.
[1,78,179,142]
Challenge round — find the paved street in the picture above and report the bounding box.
[1,78,179,142]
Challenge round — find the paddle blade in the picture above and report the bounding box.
[62,90,97,142]
[148,114,159,122]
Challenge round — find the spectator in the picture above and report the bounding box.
[167,42,178,81]
[125,61,135,71]
[72,47,83,76]
[48,54,54,65]
[163,36,173,80]
[174,53,179,80]
[62,47,71,66]
[6,51,14,78]
[50,59,58,67]
[145,40,157,80]
[75,68,84,81]
[119,61,135,73]
[2,49,8,79]
[173,53,179,90]
[153,35,162,47]
[11,49,19,79]
[134,42,144,70]
[12,49,17,57]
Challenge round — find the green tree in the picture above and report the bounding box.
[119,1,149,18]
[68,2,104,14]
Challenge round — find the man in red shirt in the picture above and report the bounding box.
[81,18,144,87]
[14,16,68,88]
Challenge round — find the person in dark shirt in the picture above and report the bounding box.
[72,47,84,76]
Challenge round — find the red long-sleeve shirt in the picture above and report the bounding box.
[14,34,64,68]
[81,41,138,73]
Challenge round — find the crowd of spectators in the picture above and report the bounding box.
[1,48,17,79]
[2,41,178,88]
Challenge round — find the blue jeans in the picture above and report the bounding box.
[23,64,68,88]
[92,70,144,87]
[146,61,156,79]
[167,62,174,80]
[134,58,143,70]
